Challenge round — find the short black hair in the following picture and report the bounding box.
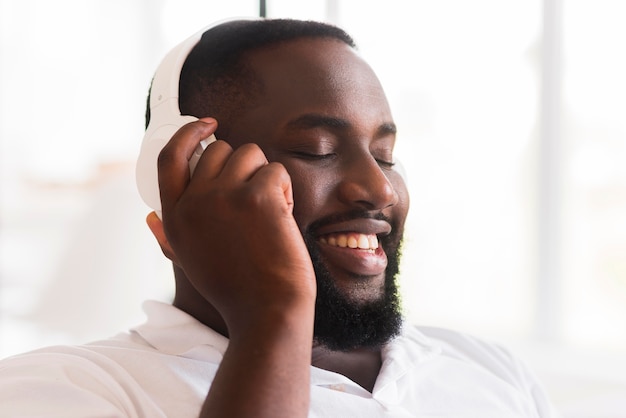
[145,19,356,129]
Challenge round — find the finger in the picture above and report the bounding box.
[219,143,270,183]
[188,139,234,184]
[249,162,295,214]
[157,119,217,216]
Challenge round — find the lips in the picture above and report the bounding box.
[314,218,390,277]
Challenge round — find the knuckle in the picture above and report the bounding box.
[237,185,268,208]
[266,161,288,177]
[238,143,266,161]
[238,142,262,153]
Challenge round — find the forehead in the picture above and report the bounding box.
[240,37,392,126]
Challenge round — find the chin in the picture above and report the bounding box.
[306,236,405,351]
[330,273,387,305]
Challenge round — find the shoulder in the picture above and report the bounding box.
[411,326,517,365]
[0,339,158,417]
[404,325,527,381]
[400,325,560,418]
[0,347,123,416]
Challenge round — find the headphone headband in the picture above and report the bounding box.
[147,28,204,121]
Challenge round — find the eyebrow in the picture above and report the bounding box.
[286,113,397,137]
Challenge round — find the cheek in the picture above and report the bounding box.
[287,166,335,233]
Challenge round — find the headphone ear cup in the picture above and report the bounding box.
[136,115,199,218]
[136,18,257,218]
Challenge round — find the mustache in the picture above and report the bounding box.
[305,209,393,236]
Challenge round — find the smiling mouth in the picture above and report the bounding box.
[318,232,379,251]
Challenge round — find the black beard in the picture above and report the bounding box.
[304,215,404,352]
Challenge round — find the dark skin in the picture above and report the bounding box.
[147,37,409,417]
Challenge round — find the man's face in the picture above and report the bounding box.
[216,37,410,349]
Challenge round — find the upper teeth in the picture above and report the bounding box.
[319,233,379,250]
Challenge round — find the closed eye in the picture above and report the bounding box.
[292,152,336,161]
[376,158,396,170]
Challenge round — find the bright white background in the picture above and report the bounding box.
[1,1,625,416]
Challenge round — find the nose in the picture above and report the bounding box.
[337,153,399,210]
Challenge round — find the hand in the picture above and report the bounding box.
[155,118,316,339]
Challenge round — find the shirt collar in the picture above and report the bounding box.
[131,300,229,358]
[372,324,442,399]
[131,300,442,394]
[308,324,442,399]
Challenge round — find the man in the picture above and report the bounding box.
[0,19,558,417]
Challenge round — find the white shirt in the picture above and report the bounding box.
[0,300,559,417]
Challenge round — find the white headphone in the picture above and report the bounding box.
[136,20,247,219]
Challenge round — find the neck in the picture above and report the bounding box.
[173,267,229,338]
[311,344,382,392]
